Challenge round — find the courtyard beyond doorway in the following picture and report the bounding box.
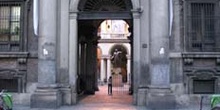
[78,84,132,104]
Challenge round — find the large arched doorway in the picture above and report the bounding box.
[76,0,133,104]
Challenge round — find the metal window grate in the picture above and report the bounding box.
[0,2,21,52]
[193,80,215,94]
[187,3,220,52]
[0,79,18,92]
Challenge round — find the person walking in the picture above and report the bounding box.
[108,76,112,95]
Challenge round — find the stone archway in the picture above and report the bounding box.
[68,0,142,105]
[75,0,134,103]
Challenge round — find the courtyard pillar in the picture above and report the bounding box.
[100,58,106,83]
[107,58,111,79]
[127,57,131,83]
[31,0,61,108]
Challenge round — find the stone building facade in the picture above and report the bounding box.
[0,0,219,109]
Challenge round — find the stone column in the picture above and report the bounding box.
[100,58,106,83]
[93,42,98,91]
[84,40,96,94]
[150,0,169,87]
[69,12,78,104]
[31,0,61,108]
[127,58,131,83]
[147,0,174,109]
[107,58,111,79]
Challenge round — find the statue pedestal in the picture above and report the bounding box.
[112,74,123,87]
[113,68,121,74]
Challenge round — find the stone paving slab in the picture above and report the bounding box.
[79,84,132,104]
[14,104,211,110]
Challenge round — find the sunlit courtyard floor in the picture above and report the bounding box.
[78,84,133,104]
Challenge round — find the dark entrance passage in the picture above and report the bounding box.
[77,19,133,104]
[77,20,132,104]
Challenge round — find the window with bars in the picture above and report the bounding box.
[0,79,18,92]
[193,79,215,94]
[186,1,220,52]
[0,2,22,52]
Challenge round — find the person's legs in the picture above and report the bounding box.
[108,84,110,95]
[110,84,112,95]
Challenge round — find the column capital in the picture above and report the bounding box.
[131,9,142,19]
[69,12,77,19]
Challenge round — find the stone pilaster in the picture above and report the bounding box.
[69,12,78,104]
[58,0,72,105]
[132,3,142,105]
[31,0,61,108]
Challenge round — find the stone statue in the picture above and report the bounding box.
[110,49,127,68]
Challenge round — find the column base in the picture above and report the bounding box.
[60,87,71,105]
[31,88,61,108]
[137,88,148,106]
[60,85,78,105]
[146,86,176,109]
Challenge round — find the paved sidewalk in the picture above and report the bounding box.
[12,85,212,110]
[14,103,147,110]
[14,84,137,110]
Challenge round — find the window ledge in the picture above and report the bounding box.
[0,52,29,58]
[182,52,220,58]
